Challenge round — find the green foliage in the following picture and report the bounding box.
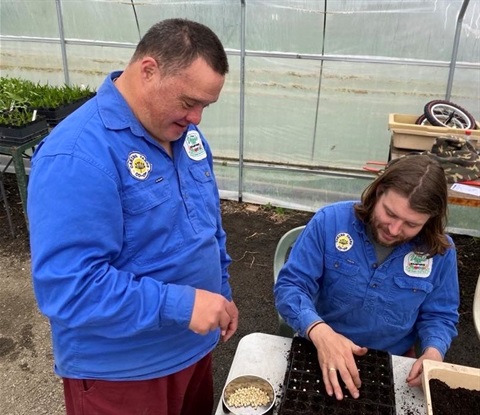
[264,202,274,211]
[27,82,95,109]
[0,77,35,112]
[263,202,288,215]
[0,78,33,126]
[0,76,95,127]
[0,108,39,127]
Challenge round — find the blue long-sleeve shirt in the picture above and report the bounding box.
[27,71,232,380]
[274,201,459,357]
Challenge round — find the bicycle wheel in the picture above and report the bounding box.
[424,100,477,129]
[415,114,430,126]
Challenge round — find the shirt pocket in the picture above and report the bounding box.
[122,179,184,264]
[188,163,218,228]
[384,275,433,325]
[123,178,171,215]
[322,254,360,308]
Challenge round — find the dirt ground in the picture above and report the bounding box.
[0,172,479,415]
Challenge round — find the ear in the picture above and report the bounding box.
[139,57,159,81]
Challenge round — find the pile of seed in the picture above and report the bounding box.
[226,386,271,408]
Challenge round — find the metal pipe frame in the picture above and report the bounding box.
[446,0,471,100]
[0,0,477,200]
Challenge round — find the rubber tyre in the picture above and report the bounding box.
[424,100,477,129]
[415,114,430,125]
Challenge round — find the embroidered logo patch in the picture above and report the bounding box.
[184,130,206,161]
[126,151,151,180]
[335,233,353,252]
[403,252,432,277]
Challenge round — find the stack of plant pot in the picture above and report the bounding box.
[0,77,95,146]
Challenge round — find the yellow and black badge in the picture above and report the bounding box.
[127,151,152,180]
[335,232,353,252]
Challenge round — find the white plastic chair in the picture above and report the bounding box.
[273,225,306,338]
[474,274,480,340]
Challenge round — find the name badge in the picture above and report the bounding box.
[403,252,432,278]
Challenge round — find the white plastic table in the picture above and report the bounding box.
[215,332,425,415]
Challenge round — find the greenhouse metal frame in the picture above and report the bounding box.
[1,0,479,235]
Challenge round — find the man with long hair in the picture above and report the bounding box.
[274,154,459,400]
[28,19,238,415]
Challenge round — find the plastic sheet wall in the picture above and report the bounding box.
[1,0,479,235]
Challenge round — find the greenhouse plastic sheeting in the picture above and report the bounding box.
[1,0,479,234]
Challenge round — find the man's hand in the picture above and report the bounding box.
[221,300,239,342]
[189,289,238,340]
[406,347,443,387]
[308,322,368,400]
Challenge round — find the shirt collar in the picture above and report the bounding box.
[96,71,145,137]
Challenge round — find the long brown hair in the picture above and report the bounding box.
[354,155,451,256]
[131,18,229,77]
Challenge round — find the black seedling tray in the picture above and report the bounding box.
[0,118,48,146]
[278,337,396,415]
[37,93,95,127]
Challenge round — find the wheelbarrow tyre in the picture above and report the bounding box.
[424,100,477,129]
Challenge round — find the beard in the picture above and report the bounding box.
[369,215,412,248]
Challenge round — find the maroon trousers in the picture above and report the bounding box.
[63,353,213,415]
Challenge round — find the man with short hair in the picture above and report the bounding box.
[28,18,238,415]
[274,154,459,400]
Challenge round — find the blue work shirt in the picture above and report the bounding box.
[27,71,232,380]
[274,201,459,357]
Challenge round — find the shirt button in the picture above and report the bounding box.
[371,284,377,288]
[205,171,210,177]
[372,263,378,269]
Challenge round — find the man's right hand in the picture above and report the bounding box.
[308,322,368,400]
[189,289,235,336]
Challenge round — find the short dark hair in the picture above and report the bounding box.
[354,154,451,256]
[131,18,229,76]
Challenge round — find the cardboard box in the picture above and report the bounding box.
[388,113,480,151]
[422,359,480,415]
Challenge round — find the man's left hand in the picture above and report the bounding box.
[221,300,239,342]
[406,347,443,387]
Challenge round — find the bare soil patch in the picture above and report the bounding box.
[0,173,478,414]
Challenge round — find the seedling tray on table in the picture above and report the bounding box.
[278,337,396,415]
